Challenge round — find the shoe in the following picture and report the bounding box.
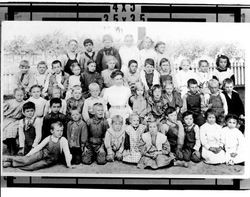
[175,160,189,168]
[3,161,12,168]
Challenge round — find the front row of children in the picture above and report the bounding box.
[3,98,245,171]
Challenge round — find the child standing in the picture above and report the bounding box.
[42,98,68,140]
[222,78,244,119]
[80,60,104,98]
[82,103,109,165]
[129,82,148,122]
[14,60,36,98]
[181,79,206,126]
[200,109,226,164]
[66,85,85,119]
[223,114,245,165]
[48,60,69,98]
[96,34,122,73]
[175,58,197,97]
[101,55,117,88]
[124,60,141,92]
[123,113,146,164]
[67,108,88,165]
[104,115,126,162]
[213,55,235,87]
[65,62,81,100]
[182,111,201,163]
[3,88,25,155]
[158,58,173,86]
[79,38,97,72]
[3,121,72,170]
[82,83,107,122]
[207,79,228,125]
[18,102,42,156]
[140,58,160,91]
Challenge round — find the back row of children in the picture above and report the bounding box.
[3,34,245,170]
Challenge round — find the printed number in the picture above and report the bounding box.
[113,14,118,21]
[130,14,135,21]
[140,14,145,21]
[103,14,109,21]
[113,4,118,12]
[130,4,135,12]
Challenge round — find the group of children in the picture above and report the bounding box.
[2,34,245,172]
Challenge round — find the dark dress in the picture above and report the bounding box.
[64,53,78,75]
[23,118,36,155]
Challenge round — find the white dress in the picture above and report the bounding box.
[103,85,132,122]
[200,122,226,164]
[223,127,245,164]
[65,75,81,100]
[26,97,47,118]
[212,69,234,85]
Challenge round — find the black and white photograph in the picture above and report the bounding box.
[1,21,249,179]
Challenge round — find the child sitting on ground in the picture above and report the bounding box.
[123,113,146,164]
[104,115,126,162]
[182,111,201,163]
[101,55,117,88]
[3,88,25,155]
[82,103,109,165]
[67,107,88,165]
[18,102,42,156]
[223,114,245,166]
[82,83,107,122]
[3,121,72,170]
[200,109,226,164]
[181,79,206,126]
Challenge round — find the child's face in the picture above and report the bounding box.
[84,43,93,52]
[72,66,81,76]
[113,75,123,86]
[184,114,194,126]
[136,87,144,96]
[72,90,82,100]
[157,44,165,54]
[227,118,237,129]
[112,121,123,132]
[143,38,152,49]
[52,89,61,98]
[103,39,113,49]
[129,63,138,74]
[130,116,139,128]
[90,87,100,98]
[69,41,78,52]
[209,83,219,94]
[148,122,158,135]
[168,111,177,122]
[165,84,173,95]
[199,62,209,73]
[181,60,190,71]
[51,103,61,113]
[224,83,234,93]
[219,58,227,69]
[153,88,162,100]
[107,60,116,70]
[207,114,216,124]
[31,87,41,99]
[144,64,154,74]
[37,64,47,74]
[51,125,63,138]
[94,106,104,118]
[15,90,24,102]
[52,63,62,74]
[124,36,133,47]
[19,64,29,73]
[71,110,81,122]
[24,108,35,119]
[161,61,170,73]
[88,62,96,72]
[188,83,199,94]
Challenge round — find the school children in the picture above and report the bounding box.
[124,60,141,92]
[101,55,117,88]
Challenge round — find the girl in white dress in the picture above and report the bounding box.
[200,109,226,164]
[223,114,245,165]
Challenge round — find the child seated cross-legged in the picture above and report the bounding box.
[104,115,126,162]
[18,101,42,156]
[82,103,109,165]
[67,107,88,165]
[137,119,187,169]
[3,121,72,170]
[200,109,226,164]
[123,113,146,164]
[182,111,201,163]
